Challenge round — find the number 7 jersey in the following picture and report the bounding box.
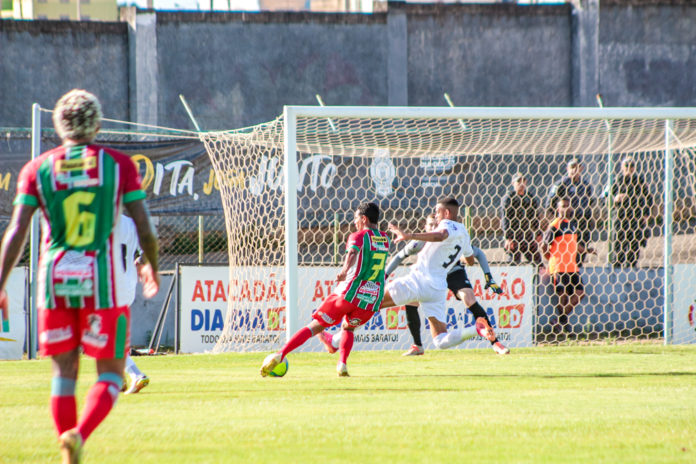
[334,228,390,311]
[14,144,146,310]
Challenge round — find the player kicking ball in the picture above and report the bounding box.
[260,202,389,378]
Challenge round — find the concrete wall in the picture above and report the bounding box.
[598,1,696,106]
[0,20,130,127]
[2,1,696,130]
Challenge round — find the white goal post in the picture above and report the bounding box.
[201,106,696,353]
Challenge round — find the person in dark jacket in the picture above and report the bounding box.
[608,157,654,267]
[501,173,542,265]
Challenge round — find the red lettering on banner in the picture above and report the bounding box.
[313,281,325,301]
[499,278,511,300]
[324,280,335,294]
[253,281,265,302]
[192,281,204,301]
[204,280,214,301]
[511,278,525,299]
[213,281,226,302]
[280,281,286,300]
[239,280,252,301]
[229,280,238,302]
[473,280,483,299]
[498,304,524,328]
[267,277,279,302]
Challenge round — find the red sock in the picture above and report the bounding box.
[281,327,313,359]
[77,376,121,441]
[51,395,77,435]
[339,330,354,364]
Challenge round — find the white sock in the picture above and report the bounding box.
[432,326,478,349]
[331,330,342,349]
[124,355,144,378]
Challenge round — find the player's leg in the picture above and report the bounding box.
[449,269,509,354]
[124,354,149,395]
[422,296,478,350]
[68,305,130,454]
[335,306,375,377]
[262,295,343,376]
[402,305,424,356]
[39,305,82,443]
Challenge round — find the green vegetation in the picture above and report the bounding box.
[1,345,695,463]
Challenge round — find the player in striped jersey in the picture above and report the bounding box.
[0,90,159,464]
[261,202,389,377]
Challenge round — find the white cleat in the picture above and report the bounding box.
[337,362,350,377]
[260,352,282,377]
[402,345,425,356]
[125,375,150,394]
[492,341,510,355]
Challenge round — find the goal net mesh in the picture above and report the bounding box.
[200,113,696,353]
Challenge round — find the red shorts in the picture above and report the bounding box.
[38,305,130,359]
[313,293,377,329]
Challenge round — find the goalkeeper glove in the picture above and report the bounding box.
[484,273,503,295]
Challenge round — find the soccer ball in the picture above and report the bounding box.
[269,356,289,377]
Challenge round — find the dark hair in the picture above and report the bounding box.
[437,197,460,208]
[557,196,571,206]
[357,202,380,224]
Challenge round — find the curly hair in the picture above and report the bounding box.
[52,89,102,142]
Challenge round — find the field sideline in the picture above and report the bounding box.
[1,345,695,463]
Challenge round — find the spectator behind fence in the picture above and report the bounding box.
[546,158,595,265]
[501,173,542,265]
[606,157,654,268]
[541,197,592,335]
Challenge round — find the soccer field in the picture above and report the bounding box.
[1,345,695,463]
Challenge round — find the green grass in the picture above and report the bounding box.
[1,345,695,463]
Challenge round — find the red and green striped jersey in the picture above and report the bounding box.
[334,228,390,311]
[14,144,146,310]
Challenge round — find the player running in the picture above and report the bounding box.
[377,197,490,351]
[383,213,509,356]
[0,90,159,464]
[114,214,151,394]
[260,202,389,378]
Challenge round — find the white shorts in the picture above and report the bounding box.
[386,273,448,323]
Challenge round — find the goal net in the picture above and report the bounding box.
[200,107,696,354]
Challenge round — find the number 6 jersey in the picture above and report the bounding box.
[14,144,146,310]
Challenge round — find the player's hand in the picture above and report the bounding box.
[336,269,347,282]
[484,273,503,295]
[139,264,160,298]
[388,223,408,242]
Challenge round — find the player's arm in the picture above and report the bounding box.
[384,240,424,277]
[389,223,448,243]
[470,246,503,294]
[125,199,160,297]
[336,247,359,282]
[0,204,37,316]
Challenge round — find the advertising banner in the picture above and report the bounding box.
[0,268,27,360]
[673,264,696,344]
[179,265,534,353]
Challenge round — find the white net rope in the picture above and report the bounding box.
[201,113,696,353]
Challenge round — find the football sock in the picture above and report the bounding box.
[281,327,312,360]
[432,326,478,349]
[405,305,422,347]
[468,302,499,344]
[124,355,143,379]
[77,373,122,442]
[331,330,342,349]
[50,377,77,435]
[339,330,354,364]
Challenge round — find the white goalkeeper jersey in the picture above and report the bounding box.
[114,215,141,306]
[409,219,474,291]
